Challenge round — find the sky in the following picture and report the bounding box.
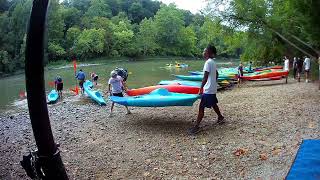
[157,0,207,14]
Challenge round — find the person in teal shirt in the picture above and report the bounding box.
[248,61,253,73]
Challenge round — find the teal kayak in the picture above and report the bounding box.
[158,80,202,87]
[83,80,106,106]
[47,89,59,103]
[110,88,199,107]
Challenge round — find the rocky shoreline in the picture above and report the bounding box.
[1,79,319,179]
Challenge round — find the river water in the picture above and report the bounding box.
[0,58,238,110]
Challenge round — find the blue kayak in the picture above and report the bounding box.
[47,89,59,103]
[158,80,202,87]
[189,71,203,75]
[83,80,106,106]
[175,75,234,81]
[110,88,199,107]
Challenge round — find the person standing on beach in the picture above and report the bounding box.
[90,72,99,86]
[76,69,86,94]
[54,76,63,98]
[188,45,224,134]
[248,61,253,73]
[304,56,311,82]
[293,57,297,79]
[283,56,289,83]
[296,57,304,82]
[237,62,244,87]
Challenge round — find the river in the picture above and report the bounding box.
[0,58,238,110]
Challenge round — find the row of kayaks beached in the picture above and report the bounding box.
[48,65,287,107]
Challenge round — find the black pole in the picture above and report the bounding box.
[24,0,68,179]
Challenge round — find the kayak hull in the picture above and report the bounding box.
[158,80,202,87]
[248,76,283,81]
[48,90,59,103]
[242,71,288,80]
[175,75,234,81]
[127,85,200,96]
[83,80,106,106]
[110,88,199,107]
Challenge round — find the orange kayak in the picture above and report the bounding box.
[242,71,288,80]
[255,65,283,71]
[127,85,200,96]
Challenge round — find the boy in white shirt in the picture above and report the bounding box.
[304,56,311,82]
[188,45,224,134]
[108,70,131,116]
[283,56,289,83]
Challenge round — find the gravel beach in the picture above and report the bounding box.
[0,79,319,179]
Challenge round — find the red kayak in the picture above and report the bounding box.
[242,71,288,80]
[248,76,283,81]
[127,85,200,96]
[255,65,283,71]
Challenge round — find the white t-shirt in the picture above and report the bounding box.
[203,58,217,94]
[304,57,311,70]
[284,59,289,71]
[108,76,123,93]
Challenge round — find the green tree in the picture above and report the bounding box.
[85,0,112,18]
[111,21,134,56]
[61,7,81,45]
[154,4,185,55]
[75,28,106,59]
[66,27,81,49]
[136,18,157,55]
[178,26,197,56]
[48,42,66,61]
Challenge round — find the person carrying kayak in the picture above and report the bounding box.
[108,70,131,117]
[75,69,85,94]
[54,76,63,98]
[188,44,224,134]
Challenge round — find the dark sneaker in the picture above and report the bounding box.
[217,116,225,125]
[188,126,200,135]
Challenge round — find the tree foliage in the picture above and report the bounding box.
[206,0,320,64]
[1,0,246,75]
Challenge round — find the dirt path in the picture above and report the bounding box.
[0,79,319,179]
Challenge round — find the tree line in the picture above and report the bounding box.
[0,0,243,75]
[206,0,320,65]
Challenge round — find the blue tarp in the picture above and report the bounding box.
[286,139,320,180]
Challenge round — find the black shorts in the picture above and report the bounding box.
[56,83,63,91]
[200,94,218,108]
[79,80,84,88]
[112,92,123,97]
[93,76,98,81]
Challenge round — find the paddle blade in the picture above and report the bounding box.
[70,86,79,95]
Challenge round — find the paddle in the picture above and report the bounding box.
[71,59,79,95]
